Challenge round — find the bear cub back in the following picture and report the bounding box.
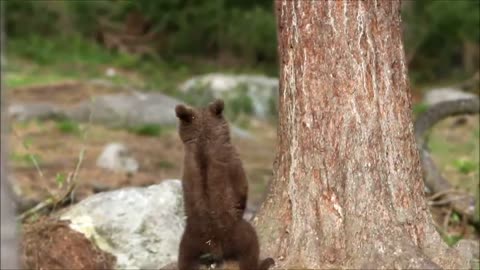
[175,99,274,270]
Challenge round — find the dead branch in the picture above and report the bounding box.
[415,98,479,220]
[17,178,76,221]
[17,104,93,221]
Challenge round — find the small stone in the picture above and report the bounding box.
[96,143,139,173]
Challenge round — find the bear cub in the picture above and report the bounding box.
[175,99,274,270]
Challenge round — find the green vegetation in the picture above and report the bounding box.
[453,158,477,174]
[402,0,480,84]
[443,233,463,247]
[128,124,166,137]
[412,103,430,117]
[157,160,175,169]
[10,152,42,167]
[55,172,66,188]
[5,0,479,86]
[55,119,81,135]
[428,118,480,194]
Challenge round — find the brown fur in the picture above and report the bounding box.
[174,99,274,270]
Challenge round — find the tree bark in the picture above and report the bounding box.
[1,1,20,268]
[253,1,470,269]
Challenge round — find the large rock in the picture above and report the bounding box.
[423,88,478,106]
[60,180,186,270]
[179,73,278,119]
[8,102,64,121]
[68,92,183,127]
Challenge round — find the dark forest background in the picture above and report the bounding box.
[4,0,479,88]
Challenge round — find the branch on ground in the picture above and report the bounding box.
[415,98,480,221]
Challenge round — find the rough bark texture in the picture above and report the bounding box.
[253,1,470,269]
[1,1,20,268]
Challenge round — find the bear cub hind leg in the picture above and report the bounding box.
[229,219,274,270]
[178,229,204,270]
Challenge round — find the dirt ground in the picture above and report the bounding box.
[8,81,277,212]
[21,217,116,269]
[7,81,479,269]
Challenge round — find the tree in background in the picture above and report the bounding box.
[1,1,19,268]
[253,1,473,268]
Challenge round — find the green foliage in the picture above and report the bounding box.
[55,172,66,188]
[440,213,463,247]
[181,83,216,107]
[224,84,254,121]
[10,152,42,167]
[5,0,479,84]
[67,1,117,35]
[403,0,480,83]
[129,124,165,137]
[157,160,174,169]
[223,7,277,63]
[412,103,430,117]
[56,119,81,135]
[443,233,463,247]
[8,35,117,66]
[453,158,477,174]
[5,0,277,67]
[5,0,59,37]
[450,212,462,224]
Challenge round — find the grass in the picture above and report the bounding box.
[128,124,166,137]
[10,152,42,167]
[428,116,480,193]
[412,103,430,117]
[453,158,478,175]
[5,35,272,97]
[56,119,81,135]
[156,160,175,169]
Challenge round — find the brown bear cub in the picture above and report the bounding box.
[175,99,274,270]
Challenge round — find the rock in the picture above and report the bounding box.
[230,126,254,140]
[105,68,117,77]
[8,102,64,121]
[179,73,278,119]
[454,239,480,269]
[96,143,139,173]
[60,180,186,270]
[68,92,183,127]
[423,88,478,106]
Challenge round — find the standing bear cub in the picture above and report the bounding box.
[175,99,274,270]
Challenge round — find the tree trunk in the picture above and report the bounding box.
[253,1,469,269]
[1,1,20,269]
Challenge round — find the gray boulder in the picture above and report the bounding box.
[68,92,183,127]
[179,73,278,119]
[60,180,185,270]
[8,102,64,121]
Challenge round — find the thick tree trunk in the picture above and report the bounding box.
[1,1,20,269]
[253,1,469,269]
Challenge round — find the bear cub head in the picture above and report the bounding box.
[175,99,230,144]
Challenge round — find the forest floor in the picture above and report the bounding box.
[5,52,479,258]
[7,81,277,211]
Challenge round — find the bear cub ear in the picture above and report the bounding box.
[209,99,224,116]
[175,104,194,122]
